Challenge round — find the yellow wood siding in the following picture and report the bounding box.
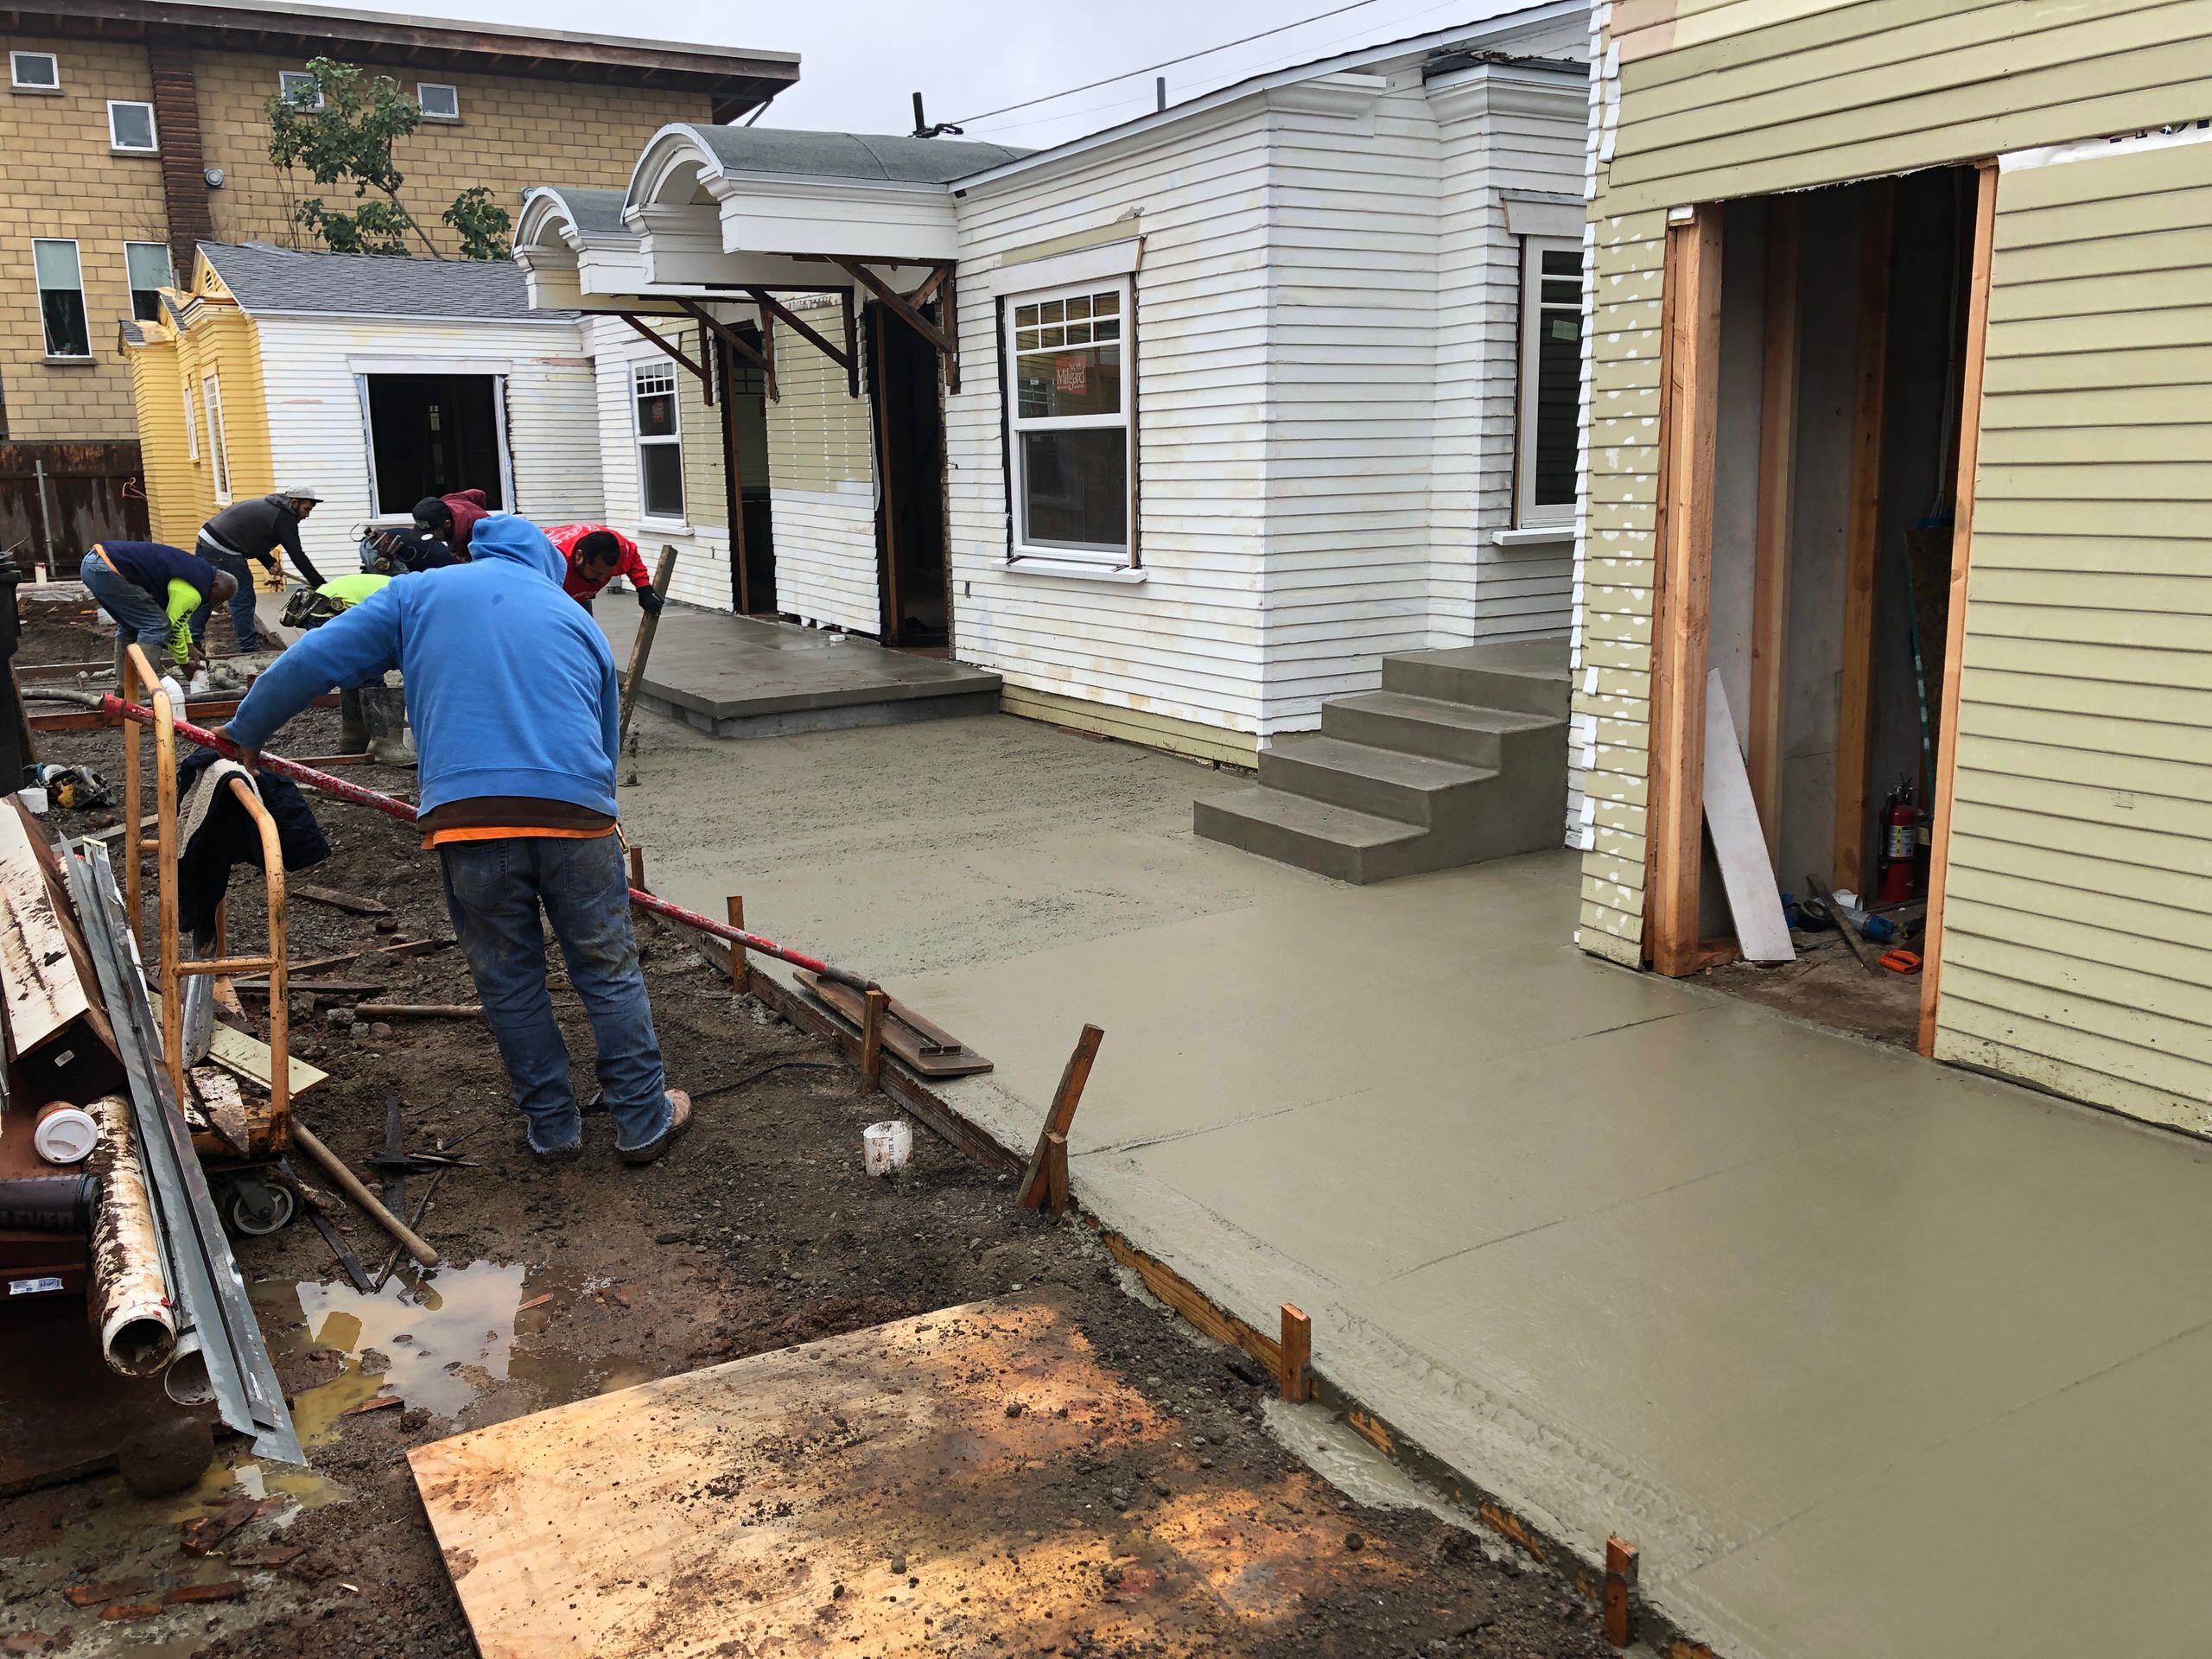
[129,283,276,543]
[124,331,196,545]
[1605,0,2212,213]
[1932,138,2212,1132]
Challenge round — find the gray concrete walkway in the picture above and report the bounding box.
[594,604,998,738]
[620,712,2211,1659]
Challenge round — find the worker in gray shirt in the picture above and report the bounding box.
[194,486,327,652]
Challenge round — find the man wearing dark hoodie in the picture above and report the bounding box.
[218,515,690,1166]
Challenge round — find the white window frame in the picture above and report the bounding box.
[1515,236,1584,530]
[125,240,171,322]
[10,51,59,92]
[416,81,460,121]
[183,380,199,461]
[1003,274,1135,569]
[277,69,323,109]
[107,99,157,153]
[31,238,90,360]
[631,359,685,526]
[202,372,232,505]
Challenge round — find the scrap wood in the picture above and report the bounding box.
[353,1002,481,1019]
[235,938,447,982]
[290,883,389,917]
[343,1394,401,1415]
[64,1577,152,1607]
[518,1293,553,1313]
[165,1580,248,1605]
[237,977,386,997]
[223,1545,303,1570]
[292,1122,439,1270]
[181,1496,274,1555]
[1018,1024,1103,1211]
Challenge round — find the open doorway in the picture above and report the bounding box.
[363,373,508,513]
[1645,166,1986,1050]
[865,300,948,650]
[716,333,777,615]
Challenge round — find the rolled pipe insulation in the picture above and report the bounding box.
[85,1092,178,1378]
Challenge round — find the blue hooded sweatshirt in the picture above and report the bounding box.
[226,515,621,817]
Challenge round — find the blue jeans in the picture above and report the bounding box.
[190,542,262,651]
[80,553,179,671]
[437,834,670,1156]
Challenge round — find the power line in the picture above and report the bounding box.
[944,0,1390,128]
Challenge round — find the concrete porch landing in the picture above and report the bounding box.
[626,713,2212,1659]
[594,604,1000,738]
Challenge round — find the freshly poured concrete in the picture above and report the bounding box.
[594,605,999,736]
[622,713,2212,1659]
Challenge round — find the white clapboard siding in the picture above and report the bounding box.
[586,315,734,615]
[256,314,601,579]
[950,102,1276,738]
[770,487,880,636]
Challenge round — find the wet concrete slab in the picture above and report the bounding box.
[622,711,2212,1658]
[594,605,998,736]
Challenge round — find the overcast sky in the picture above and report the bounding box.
[390,0,1531,149]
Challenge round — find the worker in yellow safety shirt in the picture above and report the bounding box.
[282,571,414,766]
[79,540,238,687]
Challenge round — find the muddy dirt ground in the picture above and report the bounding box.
[2,600,1617,1658]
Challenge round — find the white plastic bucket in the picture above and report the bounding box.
[862,1119,912,1178]
[34,1102,99,1165]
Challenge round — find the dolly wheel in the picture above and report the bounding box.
[226,1176,296,1236]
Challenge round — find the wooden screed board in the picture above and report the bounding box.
[410,1294,1421,1657]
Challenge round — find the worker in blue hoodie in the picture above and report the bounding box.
[216,514,691,1166]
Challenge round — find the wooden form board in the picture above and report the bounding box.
[147,993,326,1097]
[1702,671,1794,963]
[1646,206,1726,978]
[1918,162,2000,1056]
[1832,178,1897,894]
[411,1294,1425,1658]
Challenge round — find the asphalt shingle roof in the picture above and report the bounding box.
[199,242,557,321]
[533,186,630,239]
[690,126,1028,185]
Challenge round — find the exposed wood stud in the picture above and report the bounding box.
[1604,1535,1640,1649]
[1018,1024,1104,1211]
[1280,1304,1312,1402]
[1834,178,1896,895]
[860,988,889,1090]
[1920,162,1999,1058]
[760,302,779,403]
[1649,206,1725,978]
[831,257,959,391]
[1748,195,1802,859]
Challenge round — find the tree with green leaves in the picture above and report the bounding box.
[264,59,512,260]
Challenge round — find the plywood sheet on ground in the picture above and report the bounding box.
[410,1293,1414,1658]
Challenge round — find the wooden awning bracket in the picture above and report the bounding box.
[742,288,858,399]
[616,314,714,406]
[673,298,776,404]
[829,257,959,393]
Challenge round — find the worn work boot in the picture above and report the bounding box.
[360,685,417,768]
[337,688,370,754]
[620,1090,693,1167]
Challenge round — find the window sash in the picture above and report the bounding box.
[1515,236,1583,529]
[32,238,88,359]
[126,242,170,323]
[278,70,323,109]
[1003,277,1134,565]
[417,82,460,119]
[632,362,683,521]
[203,374,231,504]
[182,381,198,461]
[10,52,58,89]
[108,99,156,151]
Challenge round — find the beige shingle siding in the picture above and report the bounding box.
[1933,137,2212,1132]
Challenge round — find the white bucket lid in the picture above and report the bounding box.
[34,1103,99,1165]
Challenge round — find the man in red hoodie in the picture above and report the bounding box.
[543,524,664,615]
[412,489,493,556]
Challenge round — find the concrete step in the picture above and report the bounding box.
[1382,642,1571,718]
[1192,787,1426,885]
[1257,735,1495,826]
[1323,690,1563,771]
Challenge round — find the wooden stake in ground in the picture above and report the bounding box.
[1018,1024,1103,1211]
[1604,1536,1640,1649]
[618,548,680,741]
[860,988,888,1091]
[1280,1305,1311,1402]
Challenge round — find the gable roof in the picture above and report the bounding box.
[196,243,566,322]
[687,125,1028,185]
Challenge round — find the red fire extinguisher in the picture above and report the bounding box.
[1878,779,1919,906]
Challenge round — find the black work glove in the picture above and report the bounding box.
[636,585,664,616]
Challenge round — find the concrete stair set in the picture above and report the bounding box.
[1195,642,1570,884]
